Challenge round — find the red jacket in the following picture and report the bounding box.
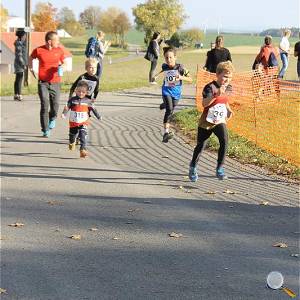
[255,45,279,69]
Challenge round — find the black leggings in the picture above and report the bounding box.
[14,72,24,95]
[149,59,158,82]
[163,95,179,124]
[69,125,88,150]
[190,123,228,169]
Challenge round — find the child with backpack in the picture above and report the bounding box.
[154,46,192,143]
[85,31,111,78]
[61,80,101,158]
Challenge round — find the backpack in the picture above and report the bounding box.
[268,52,278,67]
[85,37,97,58]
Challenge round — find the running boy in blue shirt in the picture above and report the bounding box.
[154,47,193,143]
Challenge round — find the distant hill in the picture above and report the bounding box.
[260,28,299,38]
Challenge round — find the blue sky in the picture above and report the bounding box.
[2,0,299,32]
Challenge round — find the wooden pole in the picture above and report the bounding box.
[24,0,31,86]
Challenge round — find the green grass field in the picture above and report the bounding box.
[1,30,299,95]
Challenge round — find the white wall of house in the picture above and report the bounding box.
[6,17,25,32]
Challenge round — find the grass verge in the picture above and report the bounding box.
[173,108,300,180]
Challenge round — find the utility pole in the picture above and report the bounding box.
[24,0,31,86]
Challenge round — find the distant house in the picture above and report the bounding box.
[0,32,73,74]
[57,29,72,38]
[6,16,26,32]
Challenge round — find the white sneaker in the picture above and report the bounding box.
[150,81,158,85]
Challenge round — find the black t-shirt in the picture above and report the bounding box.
[294,41,300,61]
[204,48,232,73]
[69,72,100,99]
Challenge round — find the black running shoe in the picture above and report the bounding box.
[159,102,166,110]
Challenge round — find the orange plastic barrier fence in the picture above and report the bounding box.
[196,68,300,166]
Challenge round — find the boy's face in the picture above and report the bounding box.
[216,71,232,86]
[86,64,97,76]
[164,51,176,67]
[75,86,88,98]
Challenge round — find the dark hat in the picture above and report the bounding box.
[16,29,26,38]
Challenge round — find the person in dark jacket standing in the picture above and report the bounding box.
[204,35,232,73]
[14,30,27,101]
[146,32,161,84]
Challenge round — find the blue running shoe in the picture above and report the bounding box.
[42,130,50,138]
[189,165,198,182]
[216,167,228,180]
[49,119,56,129]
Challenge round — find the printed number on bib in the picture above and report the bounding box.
[70,111,89,123]
[164,70,180,87]
[206,104,227,124]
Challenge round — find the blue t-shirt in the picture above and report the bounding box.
[161,63,189,100]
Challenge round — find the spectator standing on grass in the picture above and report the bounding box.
[294,32,300,81]
[278,29,291,79]
[85,31,111,79]
[204,35,232,73]
[144,32,161,84]
[29,31,65,137]
[253,35,279,71]
[13,29,27,101]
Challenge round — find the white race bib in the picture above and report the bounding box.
[69,111,89,123]
[206,103,227,124]
[164,70,180,87]
[81,79,97,96]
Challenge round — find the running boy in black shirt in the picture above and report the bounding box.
[69,58,100,101]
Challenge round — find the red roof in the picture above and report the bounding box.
[1,32,72,57]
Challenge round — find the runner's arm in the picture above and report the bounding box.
[90,105,101,120]
[294,44,299,57]
[92,79,100,100]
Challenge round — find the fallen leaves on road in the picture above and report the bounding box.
[69,234,81,240]
[224,190,236,194]
[0,288,7,294]
[273,243,288,248]
[8,222,24,227]
[204,191,217,195]
[89,228,98,231]
[168,232,183,238]
[47,201,63,206]
[259,201,269,206]
[128,208,140,212]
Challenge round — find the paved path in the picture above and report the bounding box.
[1,86,299,300]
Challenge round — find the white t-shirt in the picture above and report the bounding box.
[279,37,290,53]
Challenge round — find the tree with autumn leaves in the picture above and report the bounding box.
[32,2,58,32]
[132,0,187,43]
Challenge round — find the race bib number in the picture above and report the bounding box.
[81,79,97,96]
[206,104,227,124]
[69,111,89,123]
[164,70,180,87]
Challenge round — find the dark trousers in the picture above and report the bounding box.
[163,95,179,123]
[14,72,24,95]
[96,59,103,79]
[38,81,60,132]
[69,125,88,150]
[191,123,228,169]
[149,59,158,82]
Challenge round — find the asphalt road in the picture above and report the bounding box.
[1,86,299,300]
